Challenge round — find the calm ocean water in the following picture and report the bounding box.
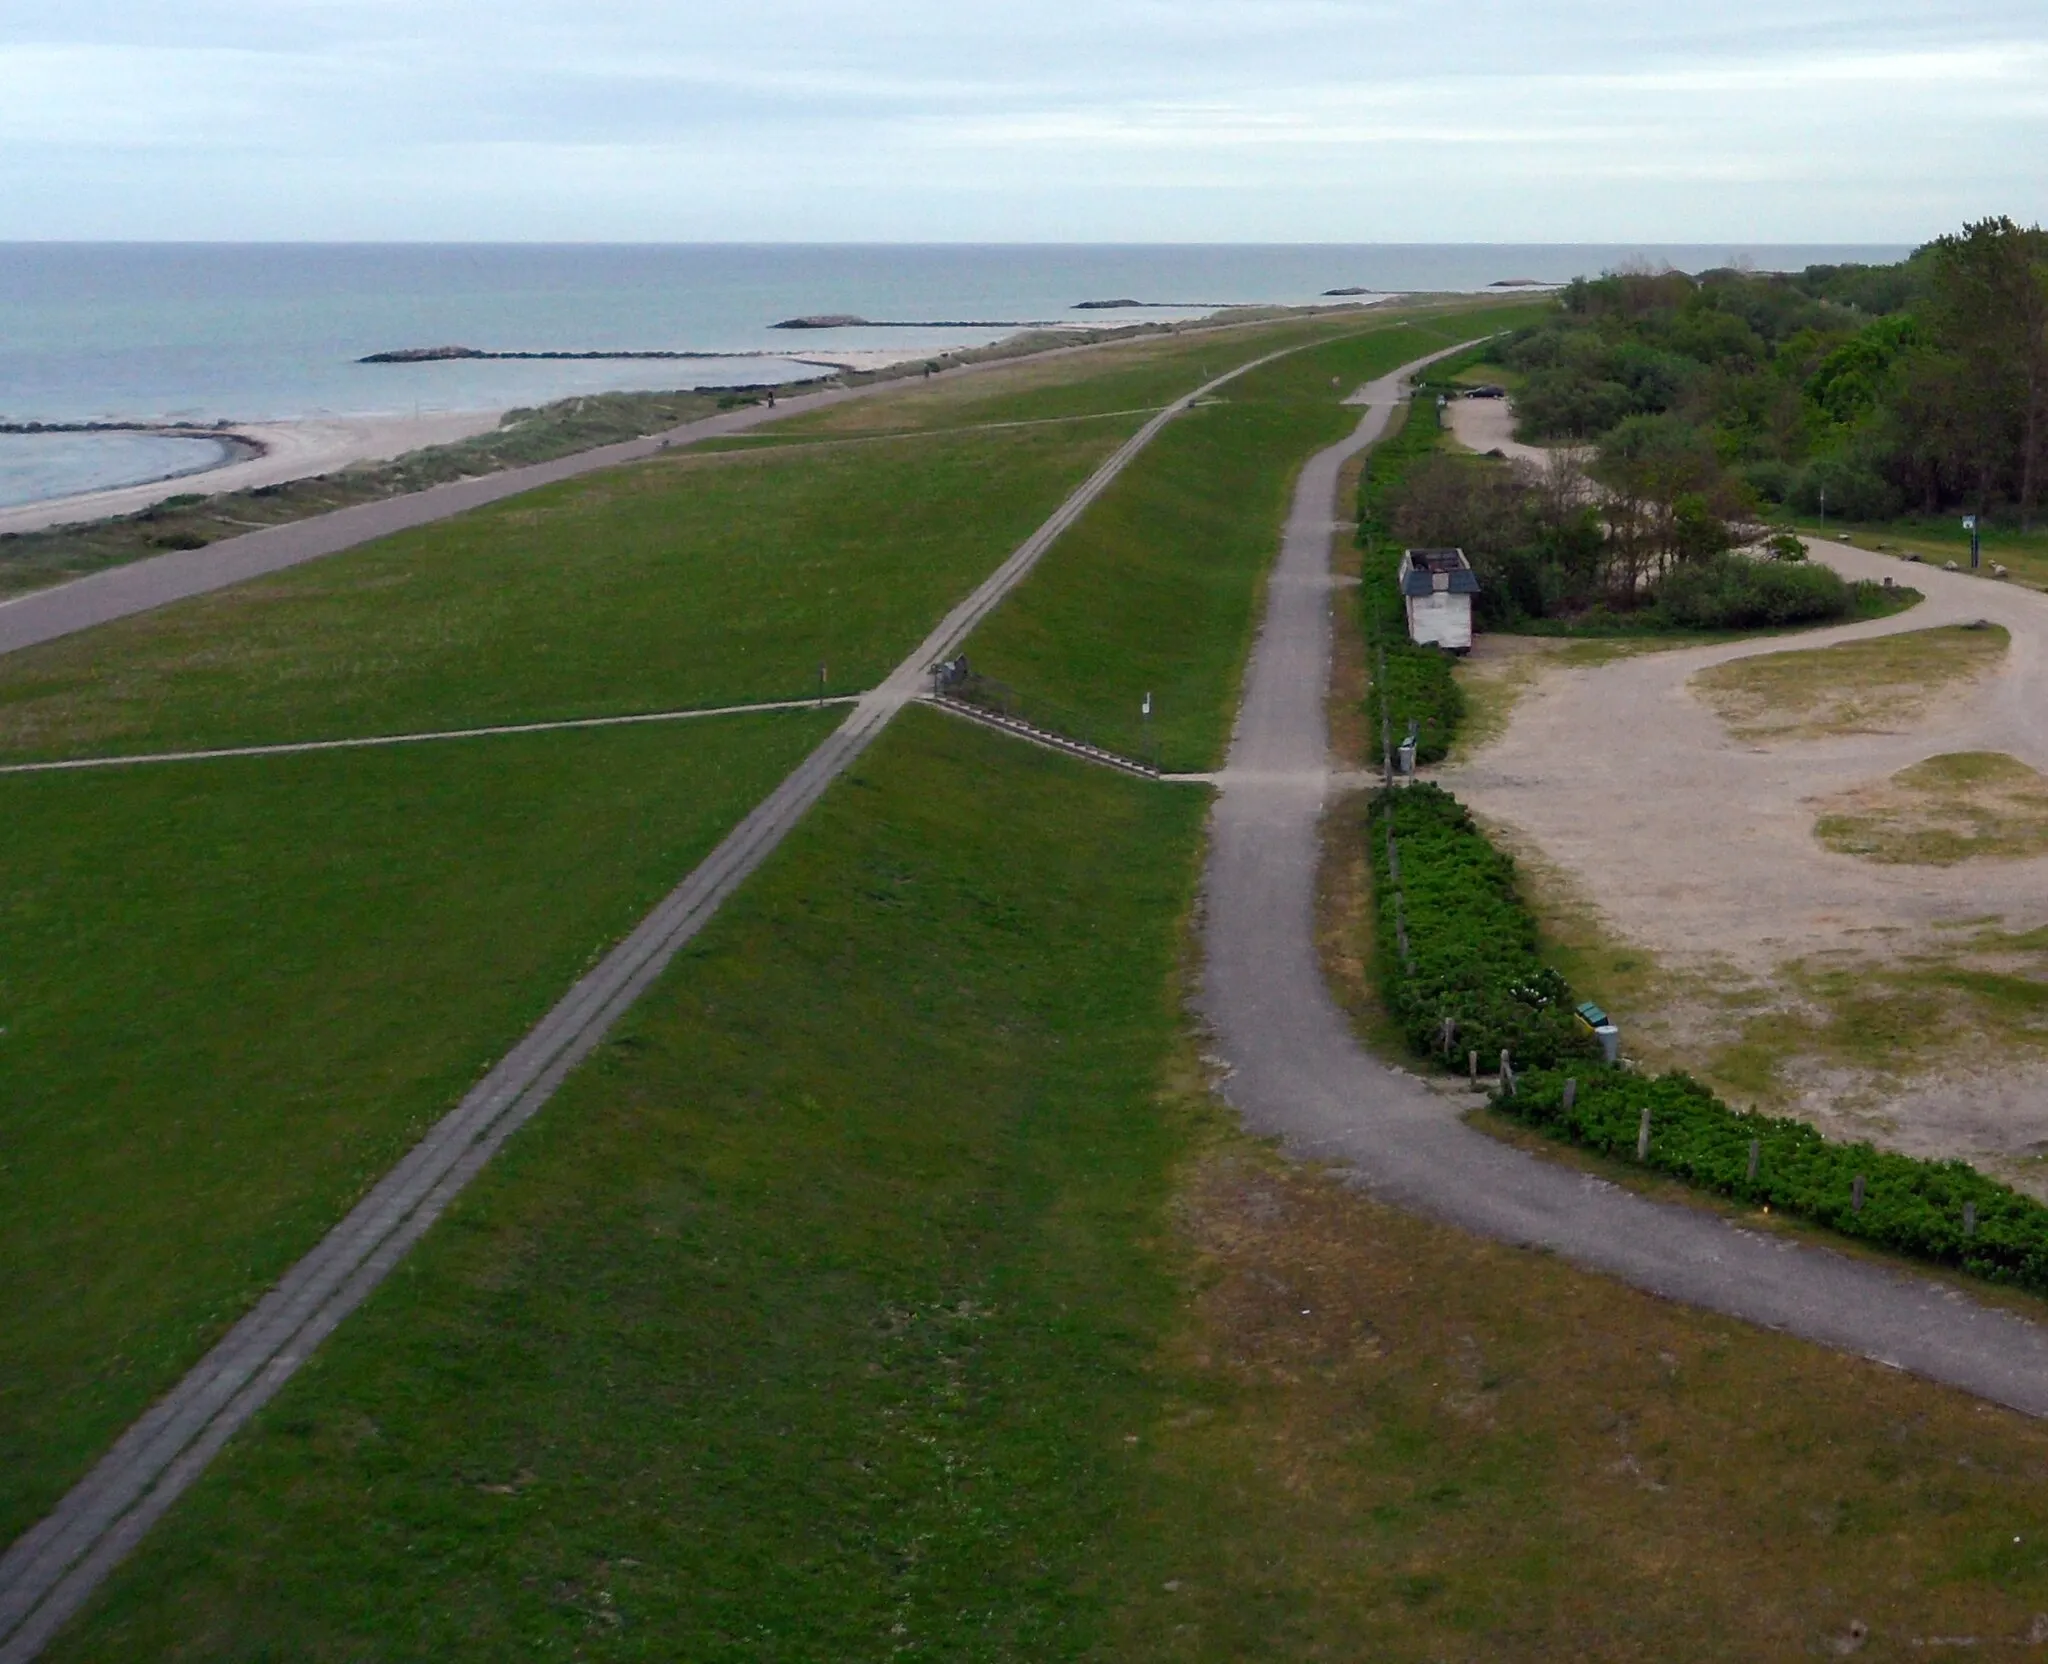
[0,243,1908,508]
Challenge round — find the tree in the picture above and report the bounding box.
[1925,217,2048,528]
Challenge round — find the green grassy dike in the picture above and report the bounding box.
[49,711,1214,1661]
[0,712,839,1545]
[962,311,1548,771]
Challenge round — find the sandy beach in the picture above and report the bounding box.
[0,410,507,537]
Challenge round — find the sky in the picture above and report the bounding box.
[2,0,2043,243]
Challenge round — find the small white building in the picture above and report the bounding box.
[1399,547,1478,653]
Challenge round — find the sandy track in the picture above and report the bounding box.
[0,341,1315,1664]
[1197,368,2048,1464]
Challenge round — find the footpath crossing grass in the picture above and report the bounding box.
[0,423,1136,764]
[959,307,1546,771]
[47,712,1214,1660]
[51,713,2048,1661]
[0,709,836,1545]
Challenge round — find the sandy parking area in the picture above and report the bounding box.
[1436,538,2048,1172]
[1443,395,1568,469]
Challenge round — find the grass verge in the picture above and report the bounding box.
[45,710,1216,1660]
[0,708,837,1543]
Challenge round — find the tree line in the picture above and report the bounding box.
[1502,217,2048,530]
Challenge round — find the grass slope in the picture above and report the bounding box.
[0,709,836,1543]
[959,312,1546,771]
[0,423,1136,763]
[48,711,1214,1660]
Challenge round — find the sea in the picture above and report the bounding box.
[0,243,1910,511]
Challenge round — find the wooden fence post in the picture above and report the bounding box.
[1851,1173,1866,1214]
[1499,1049,1515,1096]
[1746,1138,1760,1183]
[1636,1107,1651,1162]
[1562,1078,1577,1111]
[1387,830,1400,883]
[1468,1049,1478,1087]
[1964,1201,1977,1238]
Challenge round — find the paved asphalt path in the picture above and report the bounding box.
[0,339,1333,1663]
[1198,365,2048,1456]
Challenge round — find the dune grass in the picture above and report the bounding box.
[49,712,2048,1663]
[0,709,837,1545]
[1691,623,2009,742]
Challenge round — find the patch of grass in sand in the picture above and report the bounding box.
[0,707,838,1546]
[1691,622,2008,742]
[1703,950,2048,1113]
[1818,751,2048,865]
[55,712,2048,1664]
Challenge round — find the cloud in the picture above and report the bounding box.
[1,1,2043,237]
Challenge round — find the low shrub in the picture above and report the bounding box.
[1368,784,1599,1070]
[1500,1067,2048,1295]
[1652,552,1851,628]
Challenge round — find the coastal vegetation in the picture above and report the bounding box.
[1503,216,2048,531]
[1353,218,2046,637]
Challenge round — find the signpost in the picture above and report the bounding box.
[1964,514,1981,570]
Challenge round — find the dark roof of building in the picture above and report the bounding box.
[1399,547,1480,595]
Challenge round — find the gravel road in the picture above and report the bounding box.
[1197,368,2048,1445]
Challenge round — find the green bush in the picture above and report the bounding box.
[1368,784,1599,1070]
[1500,1067,2048,1295]
[1652,552,1851,628]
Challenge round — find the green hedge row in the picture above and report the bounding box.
[1358,393,1466,764]
[1498,1066,2048,1295]
[1367,782,1598,1070]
